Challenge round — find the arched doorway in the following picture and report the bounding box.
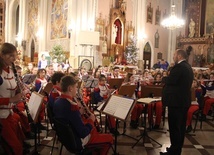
[143,42,152,69]
[30,40,35,62]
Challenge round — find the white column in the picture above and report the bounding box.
[132,0,147,68]
[38,0,48,53]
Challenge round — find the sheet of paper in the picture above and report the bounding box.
[103,95,134,120]
[137,97,161,104]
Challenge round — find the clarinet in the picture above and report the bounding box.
[12,63,34,123]
[76,93,101,132]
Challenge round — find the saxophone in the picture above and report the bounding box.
[12,63,34,123]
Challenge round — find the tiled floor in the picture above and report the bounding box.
[26,115,214,155]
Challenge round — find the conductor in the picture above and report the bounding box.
[161,49,193,155]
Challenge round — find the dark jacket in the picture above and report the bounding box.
[162,61,193,108]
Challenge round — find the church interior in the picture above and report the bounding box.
[0,0,214,155]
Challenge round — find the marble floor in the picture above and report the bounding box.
[24,115,214,155]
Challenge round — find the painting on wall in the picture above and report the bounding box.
[51,0,68,40]
[205,0,214,34]
[28,0,39,33]
[78,56,94,71]
[147,2,153,24]
[155,6,161,25]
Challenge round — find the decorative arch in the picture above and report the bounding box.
[143,42,153,69]
[113,18,124,45]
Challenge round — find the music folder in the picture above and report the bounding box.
[100,95,136,121]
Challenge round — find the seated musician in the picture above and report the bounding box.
[111,67,122,79]
[53,75,113,155]
[186,79,204,133]
[201,73,214,120]
[94,74,119,135]
[48,72,65,110]
[122,73,143,128]
[34,68,48,129]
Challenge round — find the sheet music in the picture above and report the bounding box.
[103,95,134,120]
[28,92,44,122]
[137,97,161,104]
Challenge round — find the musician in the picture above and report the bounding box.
[111,67,122,78]
[34,68,48,129]
[53,75,113,155]
[48,72,65,110]
[186,79,204,133]
[123,73,143,128]
[201,73,214,120]
[94,74,119,135]
[35,68,47,92]
[0,43,28,155]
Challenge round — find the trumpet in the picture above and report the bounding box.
[12,63,34,123]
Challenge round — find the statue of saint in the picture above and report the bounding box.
[188,18,195,38]
[112,24,118,44]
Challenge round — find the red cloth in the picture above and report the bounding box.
[186,105,199,126]
[147,101,163,126]
[131,104,144,121]
[0,114,25,155]
[87,128,113,155]
[203,97,214,115]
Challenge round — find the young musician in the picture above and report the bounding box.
[53,75,113,155]
[186,79,204,133]
[48,72,65,110]
[0,43,28,155]
[94,74,119,135]
[201,73,214,120]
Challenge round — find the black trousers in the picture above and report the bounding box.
[168,106,189,155]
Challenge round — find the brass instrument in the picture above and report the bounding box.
[12,63,34,123]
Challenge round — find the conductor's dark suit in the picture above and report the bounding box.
[162,60,193,155]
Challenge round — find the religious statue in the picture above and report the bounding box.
[112,24,118,44]
[155,30,159,48]
[188,18,195,38]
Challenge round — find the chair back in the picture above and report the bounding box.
[53,118,83,152]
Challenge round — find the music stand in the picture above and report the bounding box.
[100,95,136,155]
[141,85,167,131]
[132,85,163,148]
[118,84,138,138]
[108,78,124,89]
[84,78,98,88]
[118,84,137,98]
[28,91,44,154]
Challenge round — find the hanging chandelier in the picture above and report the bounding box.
[161,4,185,30]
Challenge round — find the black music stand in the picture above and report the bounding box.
[100,95,136,155]
[118,84,138,139]
[108,78,124,89]
[28,92,44,154]
[132,98,162,148]
[140,85,165,130]
[84,78,99,88]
